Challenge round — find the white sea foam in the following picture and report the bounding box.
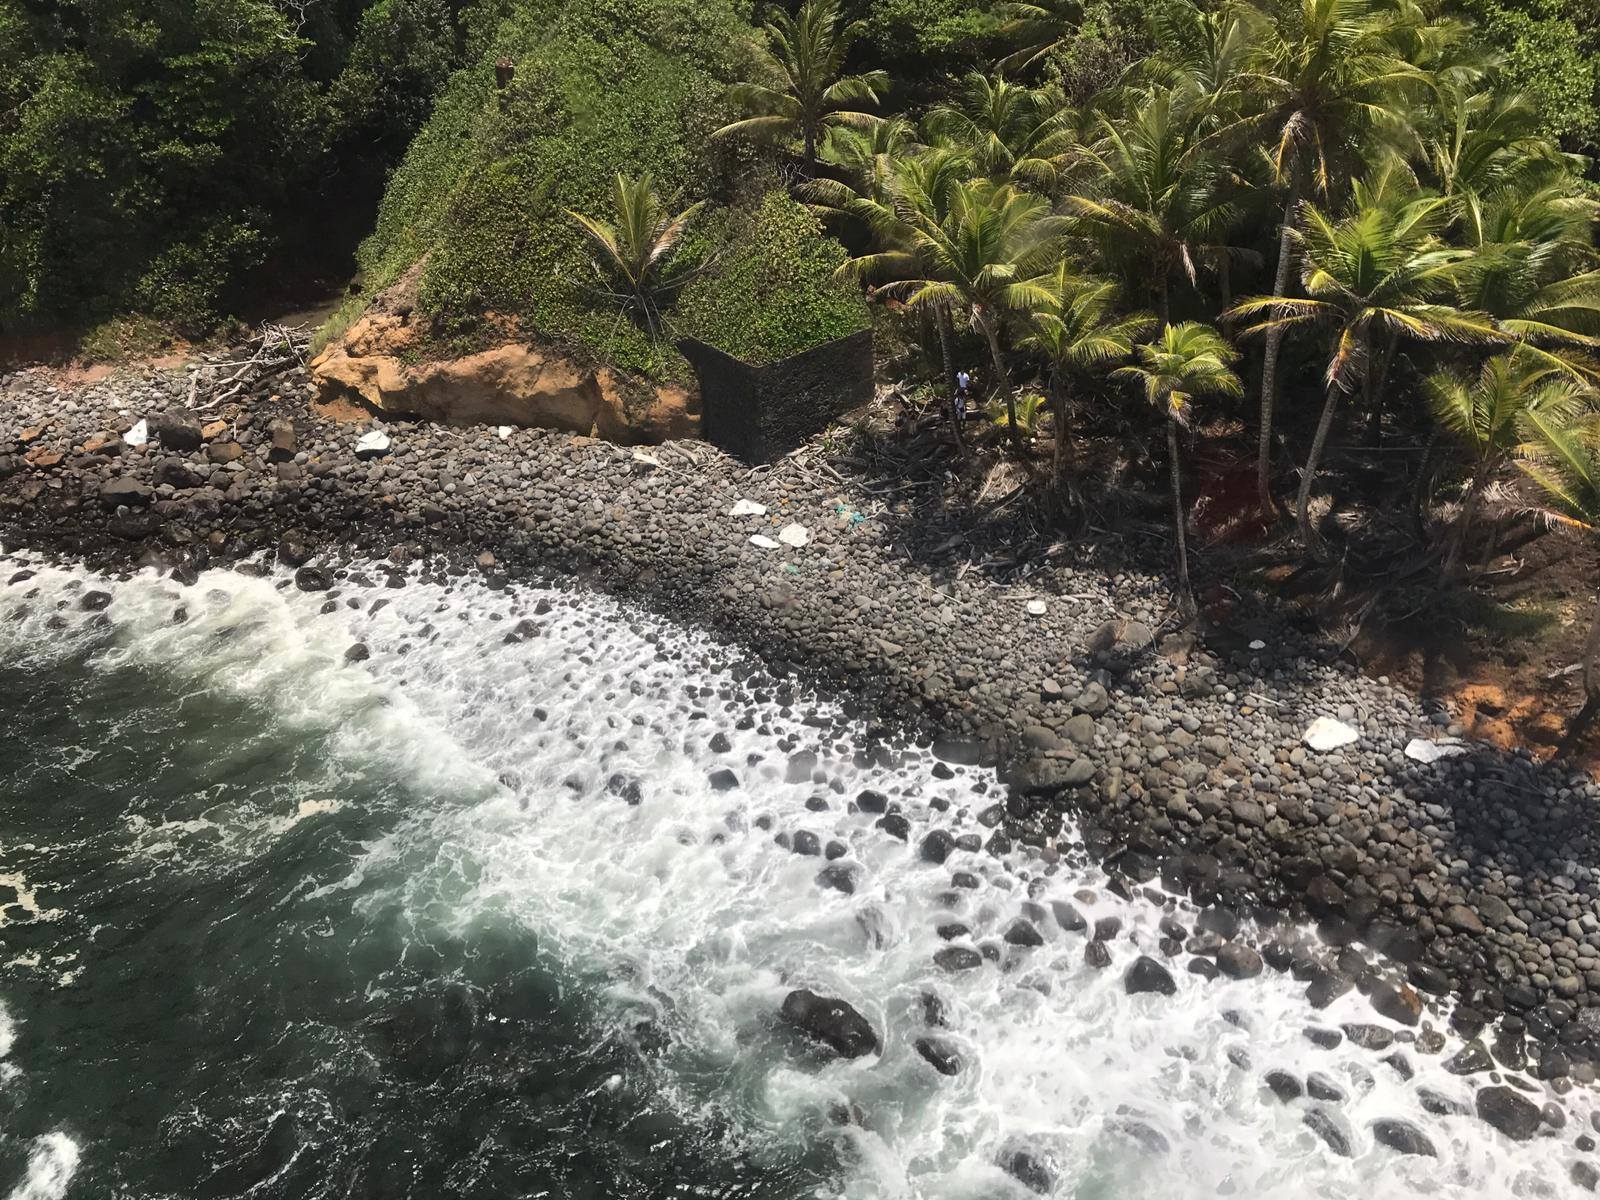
[2,550,1597,1199]
[4,1134,80,1200]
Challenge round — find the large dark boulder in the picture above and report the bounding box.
[780,989,878,1058]
[154,409,203,451]
[1371,1118,1436,1157]
[1124,955,1177,996]
[100,477,153,509]
[913,1035,963,1076]
[996,1143,1056,1194]
[920,829,955,865]
[1475,1086,1543,1141]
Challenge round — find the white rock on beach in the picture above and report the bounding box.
[497,425,514,440]
[123,419,148,447]
[1026,599,1047,616]
[730,499,767,517]
[1303,717,1360,752]
[748,534,779,550]
[1405,737,1469,764]
[777,523,810,548]
[354,429,391,459]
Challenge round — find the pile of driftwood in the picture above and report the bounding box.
[189,323,310,411]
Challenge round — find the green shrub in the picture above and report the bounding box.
[354,0,866,379]
[675,190,870,365]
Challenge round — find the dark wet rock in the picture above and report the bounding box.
[1051,900,1087,933]
[780,989,878,1058]
[1003,918,1044,948]
[1444,1041,1493,1075]
[606,774,643,805]
[79,590,112,611]
[99,476,153,508]
[1093,916,1122,942]
[1340,1023,1393,1052]
[1417,1087,1470,1116]
[791,830,821,856]
[1265,1070,1302,1102]
[1084,940,1112,969]
[815,862,861,894]
[936,923,970,940]
[1306,1072,1345,1103]
[996,1144,1056,1195]
[855,789,888,814]
[1371,1118,1435,1157]
[1187,957,1218,980]
[934,946,983,972]
[1216,942,1263,980]
[824,840,847,860]
[914,1035,963,1076]
[344,643,371,663]
[1380,1052,1414,1081]
[1124,956,1176,997]
[1475,1086,1543,1141]
[709,732,732,754]
[876,813,910,841]
[1303,1027,1343,1049]
[1303,1109,1353,1157]
[154,409,203,451]
[921,991,949,1028]
[1370,981,1422,1027]
[920,829,955,865]
[294,566,332,592]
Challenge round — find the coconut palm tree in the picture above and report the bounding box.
[1455,183,1600,384]
[1517,411,1600,755]
[809,117,920,210]
[1114,322,1244,618]
[871,179,1066,450]
[712,0,890,172]
[1018,261,1154,482]
[829,148,979,424]
[1235,0,1433,511]
[996,0,1085,73]
[924,73,1077,189]
[1062,86,1242,327]
[1229,189,1504,556]
[566,172,703,338]
[1427,353,1589,575]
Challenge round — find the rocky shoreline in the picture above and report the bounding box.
[5,352,1600,1102]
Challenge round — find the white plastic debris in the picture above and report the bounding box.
[749,534,779,550]
[1405,737,1469,764]
[354,429,391,458]
[1303,717,1360,752]
[497,425,514,440]
[1248,639,1267,651]
[123,419,148,447]
[631,447,661,468]
[777,522,810,547]
[730,499,767,517]
[1026,599,1048,617]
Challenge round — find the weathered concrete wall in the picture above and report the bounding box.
[680,330,873,464]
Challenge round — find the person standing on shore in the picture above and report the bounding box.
[954,368,971,422]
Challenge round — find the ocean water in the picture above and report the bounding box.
[0,551,1593,1199]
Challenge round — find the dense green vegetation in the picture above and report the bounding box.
[703,0,1600,743]
[340,0,867,377]
[0,0,485,336]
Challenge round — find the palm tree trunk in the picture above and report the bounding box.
[1364,331,1399,449]
[1169,414,1197,620]
[1257,180,1302,514]
[1557,594,1600,758]
[1411,426,1443,539]
[936,303,962,449]
[1051,370,1069,483]
[1441,460,1491,579]
[1297,379,1343,560]
[978,312,1022,453]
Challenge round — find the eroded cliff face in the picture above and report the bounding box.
[310,273,700,445]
